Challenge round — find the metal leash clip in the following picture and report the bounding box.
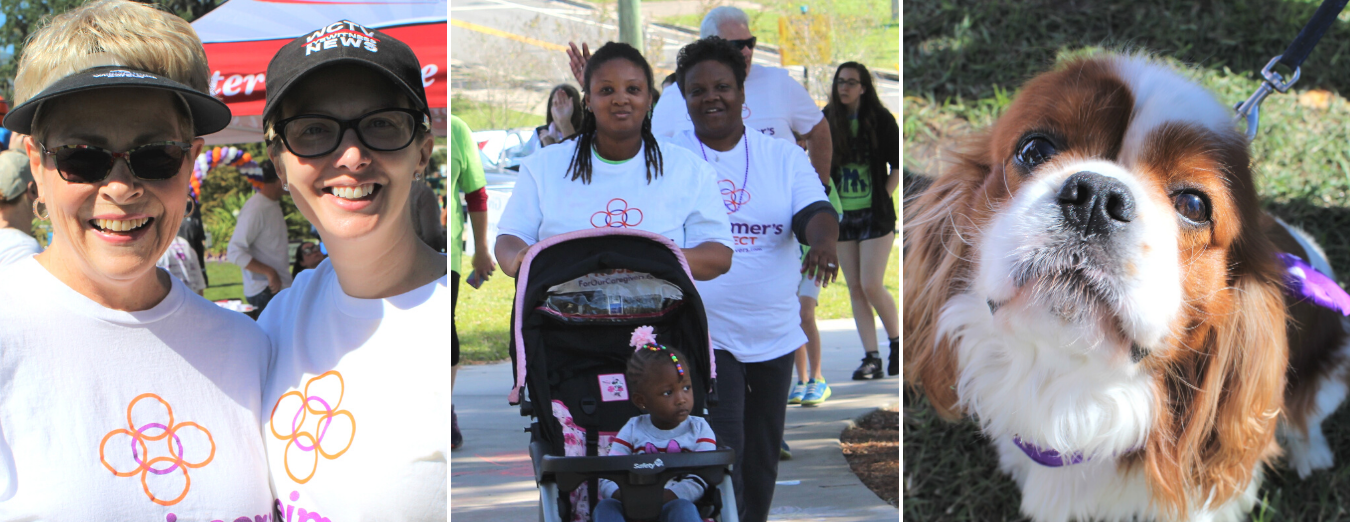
[1235,54,1302,141]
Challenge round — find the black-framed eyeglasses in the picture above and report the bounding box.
[835,79,862,87]
[728,37,757,51]
[274,108,428,158]
[38,141,192,184]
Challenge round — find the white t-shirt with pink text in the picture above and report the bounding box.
[670,130,828,363]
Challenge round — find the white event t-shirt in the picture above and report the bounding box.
[0,256,274,521]
[671,130,828,362]
[258,257,449,521]
[0,228,40,267]
[652,64,824,142]
[497,139,732,249]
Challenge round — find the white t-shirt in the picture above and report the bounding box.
[597,414,718,501]
[0,228,40,267]
[258,257,449,521]
[671,130,828,362]
[228,192,293,297]
[0,256,274,520]
[158,236,206,294]
[498,139,732,249]
[653,64,824,142]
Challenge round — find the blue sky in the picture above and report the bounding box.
[1,12,10,57]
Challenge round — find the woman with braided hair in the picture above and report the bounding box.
[496,42,732,280]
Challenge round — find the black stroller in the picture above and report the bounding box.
[507,228,739,522]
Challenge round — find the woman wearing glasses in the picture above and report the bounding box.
[290,241,326,278]
[255,21,448,519]
[823,62,901,380]
[0,0,274,518]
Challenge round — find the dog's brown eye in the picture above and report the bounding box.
[1016,137,1057,169]
[1173,192,1209,224]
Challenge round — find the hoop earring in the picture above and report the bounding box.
[32,199,48,220]
[185,198,196,217]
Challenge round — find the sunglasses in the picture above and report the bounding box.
[835,79,862,87]
[274,108,427,158]
[39,141,192,184]
[728,37,757,51]
[301,245,320,255]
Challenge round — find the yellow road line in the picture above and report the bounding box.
[451,18,569,52]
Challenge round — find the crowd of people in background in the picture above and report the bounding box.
[450,6,897,522]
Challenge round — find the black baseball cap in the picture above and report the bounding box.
[2,65,231,136]
[263,20,430,126]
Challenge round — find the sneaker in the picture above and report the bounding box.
[780,440,792,460]
[800,379,832,406]
[888,337,900,376]
[852,353,884,380]
[788,381,806,405]
[451,405,463,450]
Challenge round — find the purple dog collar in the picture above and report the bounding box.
[1013,436,1086,467]
[1278,252,1350,316]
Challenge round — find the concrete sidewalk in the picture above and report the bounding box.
[451,318,899,521]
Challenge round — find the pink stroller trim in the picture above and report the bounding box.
[507,228,717,404]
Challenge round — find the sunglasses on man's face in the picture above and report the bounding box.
[728,37,757,51]
[38,141,191,184]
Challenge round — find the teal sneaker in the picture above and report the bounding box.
[800,379,832,406]
[788,381,806,405]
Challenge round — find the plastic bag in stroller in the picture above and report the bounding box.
[507,229,739,522]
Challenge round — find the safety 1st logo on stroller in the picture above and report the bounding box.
[633,458,665,470]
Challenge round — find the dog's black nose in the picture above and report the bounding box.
[1057,171,1136,237]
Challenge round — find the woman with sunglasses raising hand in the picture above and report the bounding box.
[0,0,275,518]
[255,22,448,519]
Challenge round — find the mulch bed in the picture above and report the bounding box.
[841,407,900,507]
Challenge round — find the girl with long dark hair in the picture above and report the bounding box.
[822,62,901,380]
[496,42,732,280]
[537,83,584,147]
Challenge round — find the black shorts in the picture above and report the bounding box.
[451,270,460,366]
[838,208,896,242]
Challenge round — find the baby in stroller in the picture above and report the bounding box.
[595,326,718,522]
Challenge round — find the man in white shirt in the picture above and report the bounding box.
[0,149,41,267]
[227,160,292,312]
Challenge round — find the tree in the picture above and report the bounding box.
[0,0,225,100]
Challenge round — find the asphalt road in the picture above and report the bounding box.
[449,0,900,114]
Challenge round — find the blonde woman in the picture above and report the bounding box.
[256,21,448,519]
[0,1,274,518]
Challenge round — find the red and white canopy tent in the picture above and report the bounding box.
[191,0,447,145]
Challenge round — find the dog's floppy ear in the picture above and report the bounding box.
[1144,237,1287,517]
[902,135,990,420]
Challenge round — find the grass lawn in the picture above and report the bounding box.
[451,95,541,131]
[905,1,1350,520]
[204,261,246,302]
[657,0,898,70]
[455,244,899,364]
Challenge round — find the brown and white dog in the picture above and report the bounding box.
[904,54,1350,522]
